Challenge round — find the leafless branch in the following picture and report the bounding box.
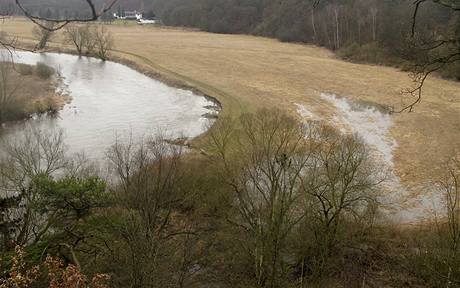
[394,51,460,113]
[411,0,427,37]
[395,0,460,112]
[15,0,118,31]
[433,0,460,11]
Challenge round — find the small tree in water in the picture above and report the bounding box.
[93,25,113,61]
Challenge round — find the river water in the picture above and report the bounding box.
[295,94,442,223]
[1,52,217,160]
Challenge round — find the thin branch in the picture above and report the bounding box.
[397,0,460,112]
[433,0,460,11]
[411,0,427,37]
[394,51,460,113]
[15,0,118,31]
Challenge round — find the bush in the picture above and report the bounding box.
[338,42,400,65]
[337,42,361,59]
[17,63,34,76]
[440,60,460,80]
[35,62,54,79]
[93,26,113,61]
[32,22,56,50]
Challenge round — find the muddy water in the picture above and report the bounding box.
[1,52,217,160]
[295,93,441,223]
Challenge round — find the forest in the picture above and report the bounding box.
[150,0,460,78]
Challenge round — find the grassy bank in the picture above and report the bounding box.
[0,61,69,124]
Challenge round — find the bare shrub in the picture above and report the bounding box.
[32,21,56,50]
[35,62,54,79]
[295,126,381,280]
[207,109,316,286]
[0,126,67,247]
[410,157,460,286]
[0,53,21,123]
[64,24,95,55]
[16,63,33,76]
[106,134,196,286]
[93,25,113,61]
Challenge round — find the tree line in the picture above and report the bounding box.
[149,0,459,79]
[3,0,458,80]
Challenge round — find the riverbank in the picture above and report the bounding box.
[2,18,459,191]
[0,61,69,125]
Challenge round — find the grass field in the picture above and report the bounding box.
[2,17,459,192]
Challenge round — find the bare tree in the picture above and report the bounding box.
[395,0,460,112]
[0,53,20,123]
[106,134,196,287]
[442,158,460,254]
[369,6,378,42]
[297,126,380,274]
[435,157,460,268]
[208,110,382,286]
[416,157,460,286]
[64,24,95,56]
[333,5,340,49]
[0,126,67,247]
[310,1,318,42]
[0,0,118,52]
[93,25,113,61]
[32,21,56,50]
[208,109,319,287]
[438,156,460,286]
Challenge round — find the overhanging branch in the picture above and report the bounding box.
[15,0,118,31]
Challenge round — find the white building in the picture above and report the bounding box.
[113,10,142,20]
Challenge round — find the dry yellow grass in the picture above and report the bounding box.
[2,17,459,188]
[2,61,66,121]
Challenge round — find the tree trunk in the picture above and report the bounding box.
[334,7,340,49]
[371,8,377,42]
[311,8,317,42]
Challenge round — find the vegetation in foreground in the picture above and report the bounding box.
[0,109,459,287]
[0,56,67,124]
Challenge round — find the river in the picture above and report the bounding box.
[1,51,218,160]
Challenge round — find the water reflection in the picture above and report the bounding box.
[2,52,217,160]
